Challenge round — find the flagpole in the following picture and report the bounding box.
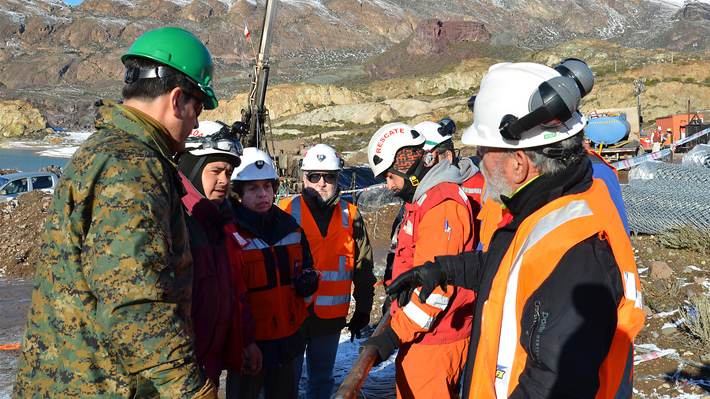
[244,21,257,64]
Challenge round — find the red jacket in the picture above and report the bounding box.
[180,174,255,381]
[389,182,476,345]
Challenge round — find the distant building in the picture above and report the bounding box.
[655,113,704,144]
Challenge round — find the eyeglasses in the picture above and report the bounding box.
[306,173,337,184]
[476,146,510,158]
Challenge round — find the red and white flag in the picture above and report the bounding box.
[243,23,251,39]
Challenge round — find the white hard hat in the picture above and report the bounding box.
[185,120,242,164]
[414,119,454,151]
[463,59,593,149]
[231,147,279,181]
[367,122,425,178]
[301,143,343,171]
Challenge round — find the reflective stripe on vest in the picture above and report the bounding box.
[280,196,356,319]
[241,231,302,251]
[461,186,482,195]
[495,200,595,397]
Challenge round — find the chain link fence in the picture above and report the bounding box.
[622,145,710,234]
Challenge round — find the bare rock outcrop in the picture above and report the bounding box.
[0,100,52,138]
[407,20,491,56]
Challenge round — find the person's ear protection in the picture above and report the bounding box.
[438,118,456,137]
[496,58,594,141]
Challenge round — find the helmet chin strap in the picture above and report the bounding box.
[390,157,435,203]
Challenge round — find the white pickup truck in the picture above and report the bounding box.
[0,171,59,202]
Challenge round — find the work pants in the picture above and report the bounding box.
[294,332,341,399]
[226,361,297,399]
[395,337,470,399]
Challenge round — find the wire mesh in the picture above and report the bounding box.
[622,159,710,234]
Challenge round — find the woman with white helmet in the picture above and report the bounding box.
[226,148,317,399]
[176,122,263,387]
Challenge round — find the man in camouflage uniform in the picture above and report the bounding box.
[13,27,219,399]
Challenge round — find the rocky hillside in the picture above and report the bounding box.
[3,38,710,142]
[1,0,710,131]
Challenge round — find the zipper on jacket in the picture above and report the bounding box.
[271,246,282,331]
[526,301,541,364]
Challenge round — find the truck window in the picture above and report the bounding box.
[32,175,53,190]
[1,178,28,195]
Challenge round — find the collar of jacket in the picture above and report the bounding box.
[502,156,593,228]
[233,201,300,245]
[180,171,235,228]
[96,100,177,163]
[301,186,341,211]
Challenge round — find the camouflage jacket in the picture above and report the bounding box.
[13,101,205,398]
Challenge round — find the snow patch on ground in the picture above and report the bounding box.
[297,331,396,399]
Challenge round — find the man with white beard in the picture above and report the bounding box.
[278,144,375,399]
[386,59,645,399]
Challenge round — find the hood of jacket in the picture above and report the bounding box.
[412,159,463,202]
[458,157,480,182]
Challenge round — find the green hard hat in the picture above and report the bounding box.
[122,27,218,109]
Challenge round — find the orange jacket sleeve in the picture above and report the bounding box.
[391,200,472,343]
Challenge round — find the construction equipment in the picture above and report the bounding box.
[585,109,643,162]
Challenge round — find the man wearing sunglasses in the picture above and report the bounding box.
[14,27,220,399]
[177,121,262,386]
[386,60,644,399]
[278,144,375,399]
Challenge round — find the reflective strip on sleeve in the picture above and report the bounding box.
[414,288,450,310]
[624,271,643,309]
[402,301,436,330]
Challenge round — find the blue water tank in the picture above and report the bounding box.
[586,115,631,145]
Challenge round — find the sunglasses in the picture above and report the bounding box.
[184,91,205,117]
[306,173,337,184]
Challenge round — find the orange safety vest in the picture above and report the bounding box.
[235,226,308,341]
[390,182,476,345]
[468,179,644,398]
[279,196,356,319]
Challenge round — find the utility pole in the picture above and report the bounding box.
[633,78,646,135]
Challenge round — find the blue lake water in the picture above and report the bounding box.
[0,148,69,172]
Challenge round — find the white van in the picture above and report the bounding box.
[0,171,59,202]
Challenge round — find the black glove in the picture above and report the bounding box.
[381,295,391,317]
[346,311,370,342]
[386,260,448,308]
[361,326,400,366]
[294,268,319,297]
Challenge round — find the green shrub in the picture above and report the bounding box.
[680,295,710,350]
[658,225,710,254]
